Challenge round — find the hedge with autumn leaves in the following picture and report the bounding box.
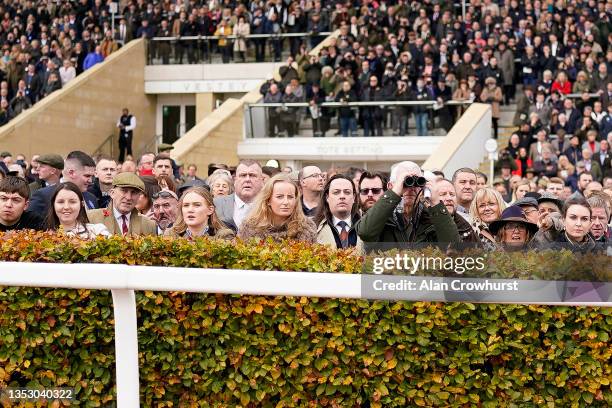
[0,232,610,407]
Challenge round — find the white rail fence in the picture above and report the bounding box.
[0,262,609,407]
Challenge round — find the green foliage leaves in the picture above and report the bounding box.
[0,232,610,406]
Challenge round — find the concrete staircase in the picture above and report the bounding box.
[477,104,517,176]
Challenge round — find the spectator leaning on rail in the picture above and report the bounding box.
[356,161,460,244]
[314,174,363,251]
[87,172,156,236]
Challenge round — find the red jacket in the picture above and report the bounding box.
[513,158,533,176]
[551,80,572,95]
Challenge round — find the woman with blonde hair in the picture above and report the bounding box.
[557,155,575,181]
[238,173,316,242]
[511,179,531,203]
[165,187,234,239]
[468,188,507,249]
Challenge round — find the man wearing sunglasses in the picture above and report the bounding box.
[358,171,387,214]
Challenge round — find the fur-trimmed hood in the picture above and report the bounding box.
[238,216,317,243]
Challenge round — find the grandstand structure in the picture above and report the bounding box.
[0,34,496,175]
[0,1,609,183]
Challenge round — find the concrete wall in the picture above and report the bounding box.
[0,39,156,160]
[422,103,492,176]
[172,90,261,170]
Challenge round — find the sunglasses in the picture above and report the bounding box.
[360,188,383,195]
[152,190,178,200]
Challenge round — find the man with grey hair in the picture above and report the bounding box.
[356,161,460,243]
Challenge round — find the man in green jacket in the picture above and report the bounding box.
[356,161,460,244]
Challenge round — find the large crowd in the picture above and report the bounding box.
[258,0,612,137]
[0,0,133,125]
[0,150,610,254]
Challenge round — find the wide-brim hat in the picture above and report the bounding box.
[489,205,539,235]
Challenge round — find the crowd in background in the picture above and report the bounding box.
[0,0,134,125]
[258,0,612,137]
[0,150,610,254]
[1,0,611,134]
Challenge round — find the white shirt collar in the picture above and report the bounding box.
[332,215,352,231]
[113,206,131,225]
[234,194,247,209]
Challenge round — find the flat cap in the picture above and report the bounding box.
[537,192,563,209]
[158,143,174,152]
[514,197,539,208]
[112,172,145,193]
[37,154,64,170]
[0,151,11,157]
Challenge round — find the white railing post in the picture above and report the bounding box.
[111,289,140,407]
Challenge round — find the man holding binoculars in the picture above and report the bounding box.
[356,161,460,244]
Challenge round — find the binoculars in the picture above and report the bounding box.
[403,175,426,188]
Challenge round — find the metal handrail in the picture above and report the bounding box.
[140,134,161,155]
[150,31,332,41]
[247,100,473,108]
[92,134,116,159]
[565,93,602,99]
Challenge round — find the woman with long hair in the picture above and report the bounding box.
[238,173,316,242]
[165,187,234,239]
[468,188,507,249]
[313,174,362,250]
[46,182,110,238]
